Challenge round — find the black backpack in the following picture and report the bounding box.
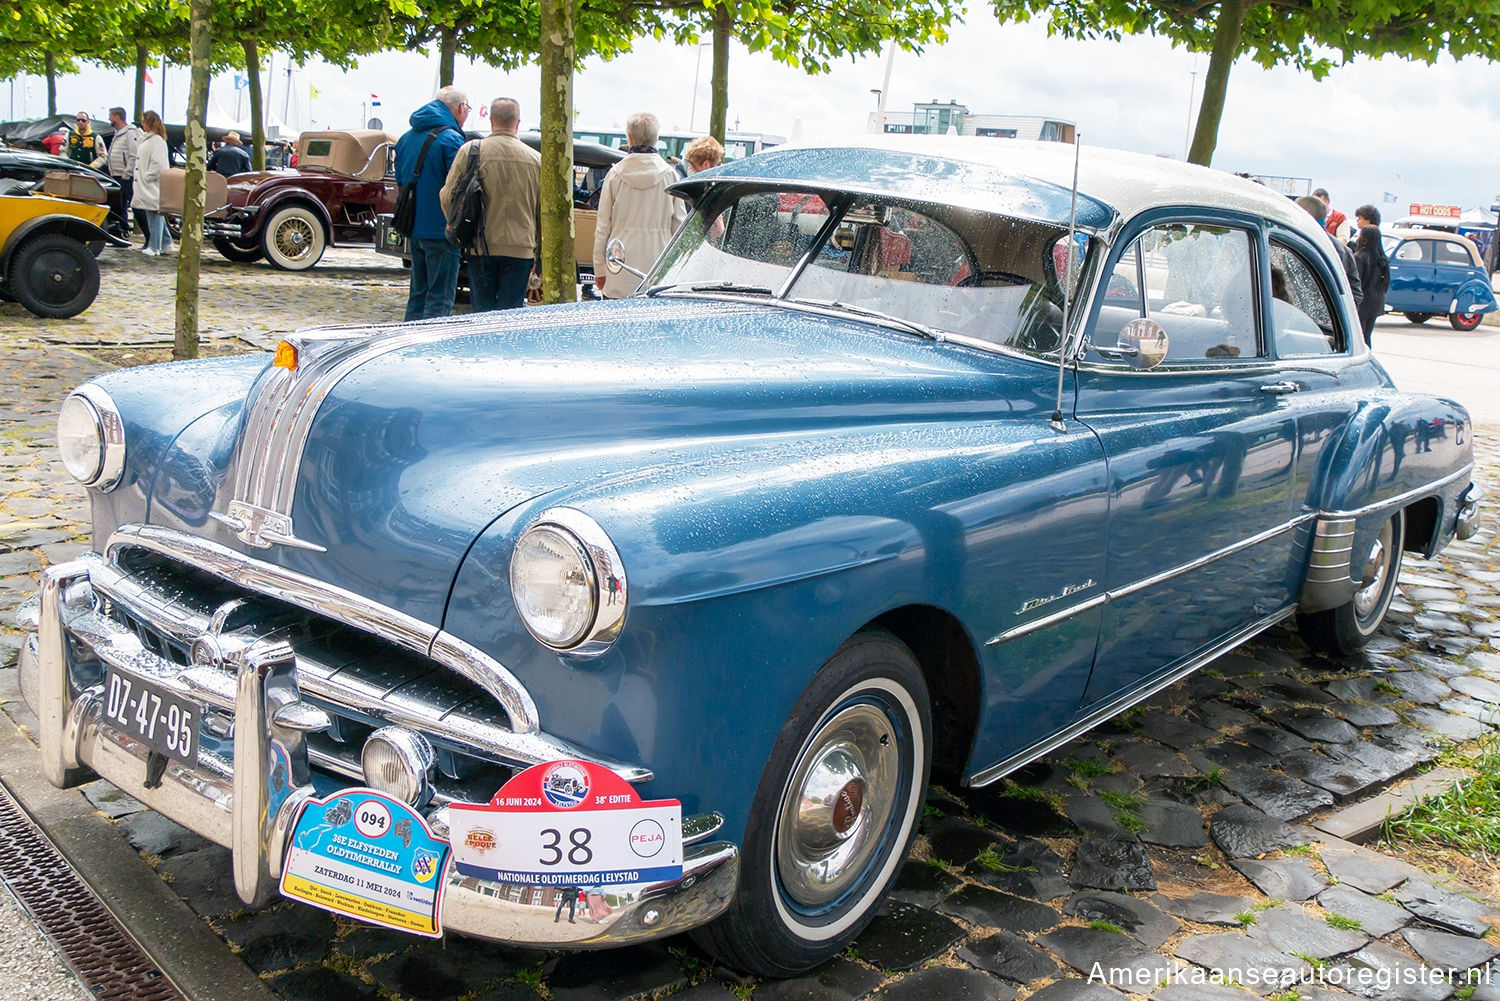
[445,141,487,250]
[392,130,441,238]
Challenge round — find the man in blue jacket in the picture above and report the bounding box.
[396,86,469,321]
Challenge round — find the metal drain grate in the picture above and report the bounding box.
[0,782,185,1001]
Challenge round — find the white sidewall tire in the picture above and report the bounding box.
[261,204,326,271]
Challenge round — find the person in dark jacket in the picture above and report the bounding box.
[395,87,469,321]
[1295,195,1361,307]
[207,131,252,177]
[1354,224,1389,345]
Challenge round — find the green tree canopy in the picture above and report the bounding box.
[990,0,1500,165]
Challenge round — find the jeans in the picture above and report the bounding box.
[404,238,462,321]
[469,255,532,312]
[142,210,167,253]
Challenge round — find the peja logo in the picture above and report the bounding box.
[628,819,666,858]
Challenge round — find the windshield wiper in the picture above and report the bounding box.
[645,280,776,297]
[795,298,942,341]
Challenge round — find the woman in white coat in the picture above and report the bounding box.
[132,111,170,256]
[591,112,688,298]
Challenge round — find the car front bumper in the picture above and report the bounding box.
[17,555,738,949]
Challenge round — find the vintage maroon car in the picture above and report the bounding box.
[206,129,395,271]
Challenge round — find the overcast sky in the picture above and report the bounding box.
[15,16,1500,216]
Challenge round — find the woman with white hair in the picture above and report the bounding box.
[591,112,688,298]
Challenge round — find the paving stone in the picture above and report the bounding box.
[888,859,962,908]
[80,779,146,818]
[1244,903,1369,958]
[1388,671,1456,705]
[1024,981,1128,1001]
[1173,932,1310,992]
[155,845,245,918]
[116,810,212,859]
[1109,742,1195,778]
[0,551,41,576]
[1151,891,1256,927]
[1331,701,1403,727]
[1190,701,1260,730]
[1238,725,1312,755]
[1230,857,1328,900]
[1318,849,1408,895]
[1277,750,1388,800]
[220,906,335,973]
[1325,739,1421,784]
[1135,714,1218,751]
[1328,677,1394,703]
[1448,674,1500,704]
[1135,799,1208,848]
[1218,767,1334,821]
[267,967,381,1001]
[1330,941,1455,1001]
[754,959,884,1001]
[1091,772,1144,796]
[935,884,1060,934]
[0,635,20,669]
[1466,650,1500,675]
[1395,879,1497,938]
[925,817,1006,866]
[1370,724,1446,764]
[956,930,1059,985]
[1209,803,1311,858]
[1069,835,1157,892]
[1150,984,1260,1001]
[1401,927,1500,973]
[1403,705,1490,741]
[852,902,965,971]
[473,986,556,1001]
[1273,707,1361,745]
[1039,925,1179,990]
[1260,674,1338,705]
[967,788,1076,838]
[1064,796,1129,837]
[1186,742,1268,773]
[372,937,538,1000]
[1441,695,1500,723]
[872,966,1018,1001]
[336,924,424,958]
[1064,891,1180,949]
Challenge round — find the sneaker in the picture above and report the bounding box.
[142,248,159,257]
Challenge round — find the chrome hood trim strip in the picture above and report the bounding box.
[105,523,541,734]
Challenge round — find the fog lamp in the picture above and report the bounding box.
[361,727,436,807]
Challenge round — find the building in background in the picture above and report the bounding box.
[866,100,1074,142]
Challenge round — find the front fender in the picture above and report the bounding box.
[0,214,128,273]
[238,189,332,240]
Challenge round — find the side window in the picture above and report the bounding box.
[1435,240,1474,266]
[1269,241,1344,356]
[1147,224,1260,363]
[1394,240,1428,262]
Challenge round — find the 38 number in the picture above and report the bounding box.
[538,828,593,866]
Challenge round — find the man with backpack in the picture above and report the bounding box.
[440,96,540,312]
[395,86,470,320]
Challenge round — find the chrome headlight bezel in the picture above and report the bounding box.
[510,508,627,657]
[57,385,125,491]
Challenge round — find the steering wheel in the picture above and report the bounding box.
[953,269,1032,289]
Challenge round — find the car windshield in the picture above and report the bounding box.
[647,189,1088,353]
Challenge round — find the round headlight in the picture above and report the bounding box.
[511,524,597,648]
[57,394,104,484]
[57,386,125,490]
[362,727,436,807]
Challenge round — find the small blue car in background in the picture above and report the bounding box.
[1384,227,1498,330]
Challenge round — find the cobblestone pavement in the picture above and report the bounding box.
[3,250,1500,1001]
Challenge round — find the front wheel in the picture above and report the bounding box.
[213,236,265,263]
[261,204,326,271]
[1298,509,1405,656]
[694,631,931,977]
[1403,312,1433,325]
[1450,311,1483,331]
[7,233,100,318]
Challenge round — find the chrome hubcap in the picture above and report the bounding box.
[777,703,899,908]
[1353,521,1394,619]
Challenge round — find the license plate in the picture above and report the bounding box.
[102,669,199,767]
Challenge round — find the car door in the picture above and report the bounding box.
[1388,238,1436,312]
[1431,238,1480,311]
[1075,217,1300,710]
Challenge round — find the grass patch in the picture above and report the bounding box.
[1373,679,1403,697]
[1234,911,1256,926]
[974,845,1033,874]
[1291,952,1328,971]
[925,856,951,871]
[1062,756,1114,779]
[1382,734,1500,863]
[1325,913,1362,931]
[1089,920,1125,934]
[1115,706,1147,731]
[1268,991,1302,1001]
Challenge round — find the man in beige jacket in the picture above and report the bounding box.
[592,112,688,298]
[441,97,541,311]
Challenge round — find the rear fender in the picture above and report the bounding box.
[1452,278,1497,315]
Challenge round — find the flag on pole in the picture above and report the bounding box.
[370,93,381,107]
[310,84,322,99]
[144,70,154,83]
[1382,192,1398,203]
[234,74,246,90]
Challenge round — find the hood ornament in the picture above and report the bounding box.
[210,500,327,552]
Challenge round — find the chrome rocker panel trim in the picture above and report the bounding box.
[27,558,736,947]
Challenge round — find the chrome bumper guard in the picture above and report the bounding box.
[20,557,739,948]
[1457,483,1484,541]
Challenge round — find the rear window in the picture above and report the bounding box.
[304,140,333,158]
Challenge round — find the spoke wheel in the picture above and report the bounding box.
[261,204,326,271]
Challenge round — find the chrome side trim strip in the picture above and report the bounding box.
[987,513,1315,646]
[1323,463,1473,520]
[105,524,541,735]
[969,604,1296,788]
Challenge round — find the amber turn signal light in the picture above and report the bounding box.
[273,341,299,370]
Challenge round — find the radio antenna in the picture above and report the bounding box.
[1050,135,1082,434]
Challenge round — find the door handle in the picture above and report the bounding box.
[1259,381,1300,395]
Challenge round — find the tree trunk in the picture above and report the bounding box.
[439,28,457,88]
[708,4,730,144]
[174,0,213,361]
[243,38,265,171]
[1186,0,1251,166]
[134,46,148,121]
[44,51,56,116]
[538,0,577,305]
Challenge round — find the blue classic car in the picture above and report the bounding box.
[1383,226,1498,330]
[21,136,1481,976]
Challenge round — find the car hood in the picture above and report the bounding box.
[181,298,1048,624]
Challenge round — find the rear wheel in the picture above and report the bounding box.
[261,204,326,271]
[1449,311,1483,331]
[694,631,931,977]
[1403,312,1433,324]
[213,236,265,263]
[7,232,100,318]
[1298,509,1405,656]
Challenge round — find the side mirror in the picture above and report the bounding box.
[605,238,645,279]
[1118,317,1168,370]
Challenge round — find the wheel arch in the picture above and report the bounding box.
[1401,494,1443,558]
[256,193,333,240]
[866,604,980,786]
[1,215,120,275]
